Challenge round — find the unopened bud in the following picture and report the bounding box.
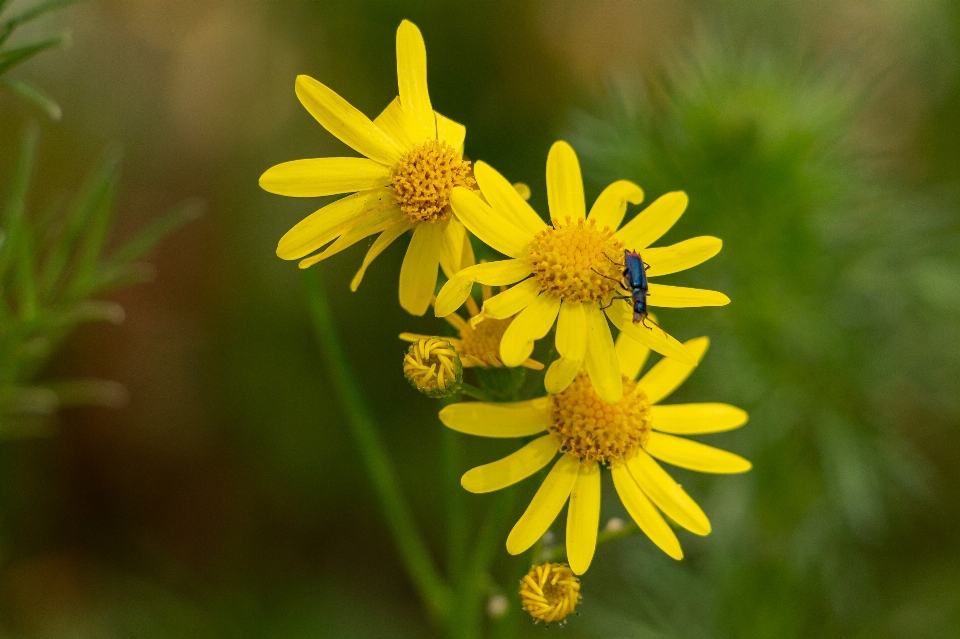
[520,562,581,626]
[403,337,463,398]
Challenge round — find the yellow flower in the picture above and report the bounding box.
[435,140,729,403]
[438,334,751,574]
[519,563,581,625]
[260,20,475,316]
[400,287,543,370]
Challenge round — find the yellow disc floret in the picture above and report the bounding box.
[520,563,581,625]
[392,140,475,223]
[403,337,463,398]
[548,373,651,466]
[527,216,624,303]
[457,316,515,367]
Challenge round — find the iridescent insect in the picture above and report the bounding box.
[598,249,656,329]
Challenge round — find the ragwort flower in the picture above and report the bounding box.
[435,140,729,403]
[438,334,751,574]
[260,20,474,315]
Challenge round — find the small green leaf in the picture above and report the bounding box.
[107,198,204,266]
[0,77,61,119]
[0,35,65,76]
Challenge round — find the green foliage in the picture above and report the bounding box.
[0,0,81,119]
[568,38,960,638]
[0,125,200,435]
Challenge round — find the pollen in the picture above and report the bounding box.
[391,140,475,223]
[520,563,581,626]
[548,373,651,466]
[403,337,463,398]
[527,216,624,303]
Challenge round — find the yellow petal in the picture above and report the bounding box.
[374,97,419,152]
[628,451,711,535]
[615,328,650,380]
[611,465,683,560]
[616,191,688,250]
[650,403,748,435]
[461,435,559,493]
[277,188,393,260]
[399,221,442,316]
[450,187,530,258]
[295,75,402,166]
[506,455,579,555]
[299,204,403,268]
[584,303,622,404]
[395,20,435,142]
[500,294,561,367]
[259,158,391,197]
[643,236,722,277]
[435,111,466,153]
[439,398,550,437]
[647,284,730,308]
[439,217,466,279]
[605,302,697,366]
[434,259,532,317]
[645,432,752,474]
[480,278,541,320]
[555,302,587,360]
[544,357,582,394]
[474,161,546,237]
[460,225,476,269]
[351,219,414,291]
[566,461,601,574]
[587,180,644,231]
[636,336,709,404]
[513,182,531,200]
[546,141,586,223]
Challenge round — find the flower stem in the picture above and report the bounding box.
[442,426,467,584]
[304,270,452,622]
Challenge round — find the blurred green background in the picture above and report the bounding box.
[1,0,959,637]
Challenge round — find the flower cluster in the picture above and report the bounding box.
[261,19,751,625]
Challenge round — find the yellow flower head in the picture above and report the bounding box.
[438,334,751,574]
[435,140,730,403]
[400,286,544,371]
[520,563,581,625]
[260,20,475,316]
[403,337,463,398]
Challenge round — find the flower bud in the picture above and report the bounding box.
[519,562,581,626]
[403,337,463,398]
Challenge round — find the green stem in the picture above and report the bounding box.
[304,270,452,623]
[455,490,516,639]
[442,426,467,585]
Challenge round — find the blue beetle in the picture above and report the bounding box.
[598,249,654,328]
[621,249,652,326]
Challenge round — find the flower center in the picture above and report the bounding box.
[391,140,475,223]
[526,216,624,303]
[403,337,462,398]
[520,563,581,625]
[548,373,651,466]
[457,316,514,367]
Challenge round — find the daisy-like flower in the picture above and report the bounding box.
[435,140,729,403]
[400,287,543,371]
[438,334,751,574]
[260,20,475,316]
